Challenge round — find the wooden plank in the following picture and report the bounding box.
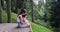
[0,23,30,32]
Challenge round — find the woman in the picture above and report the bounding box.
[17,9,33,32]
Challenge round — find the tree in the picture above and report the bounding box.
[30,0,34,22]
[52,0,60,32]
[0,0,2,23]
[6,0,12,23]
[1,0,4,10]
[11,0,23,13]
[45,0,60,32]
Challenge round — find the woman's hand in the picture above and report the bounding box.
[19,15,24,24]
[25,16,27,18]
[20,22,24,24]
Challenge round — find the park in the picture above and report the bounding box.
[0,0,60,32]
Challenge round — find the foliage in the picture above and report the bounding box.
[2,11,17,23]
[2,11,53,32]
[11,0,52,28]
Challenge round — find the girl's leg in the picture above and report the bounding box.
[29,24,33,32]
[25,22,33,32]
[17,22,20,28]
[18,22,25,28]
[24,20,33,32]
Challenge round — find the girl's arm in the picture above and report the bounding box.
[25,15,27,18]
[19,15,24,24]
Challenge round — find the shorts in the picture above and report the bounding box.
[18,22,26,28]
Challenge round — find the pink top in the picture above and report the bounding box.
[17,15,26,22]
[17,15,29,25]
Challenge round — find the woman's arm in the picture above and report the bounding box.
[19,15,24,24]
[25,15,27,18]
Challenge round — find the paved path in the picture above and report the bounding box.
[0,23,30,32]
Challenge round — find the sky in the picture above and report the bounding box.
[33,0,46,5]
[33,0,40,5]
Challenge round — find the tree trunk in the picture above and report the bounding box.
[30,0,34,22]
[0,0,2,23]
[6,0,12,23]
[1,0,4,10]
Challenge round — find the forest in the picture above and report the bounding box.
[0,0,60,32]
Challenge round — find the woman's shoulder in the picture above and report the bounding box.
[19,15,22,17]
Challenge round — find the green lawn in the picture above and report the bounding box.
[2,11,53,32]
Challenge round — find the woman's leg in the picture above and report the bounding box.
[17,22,20,28]
[18,22,33,32]
[29,24,33,32]
[24,22,33,32]
[24,20,33,32]
[18,22,26,28]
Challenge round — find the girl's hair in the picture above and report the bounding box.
[18,9,27,16]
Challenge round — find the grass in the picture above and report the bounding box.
[2,11,53,32]
[31,22,53,32]
[2,11,17,23]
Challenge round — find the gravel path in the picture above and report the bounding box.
[0,23,30,32]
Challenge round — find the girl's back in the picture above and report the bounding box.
[17,15,27,22]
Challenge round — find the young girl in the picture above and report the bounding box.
[17,9,32,32]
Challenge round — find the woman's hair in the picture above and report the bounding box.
[18,9,27,17]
